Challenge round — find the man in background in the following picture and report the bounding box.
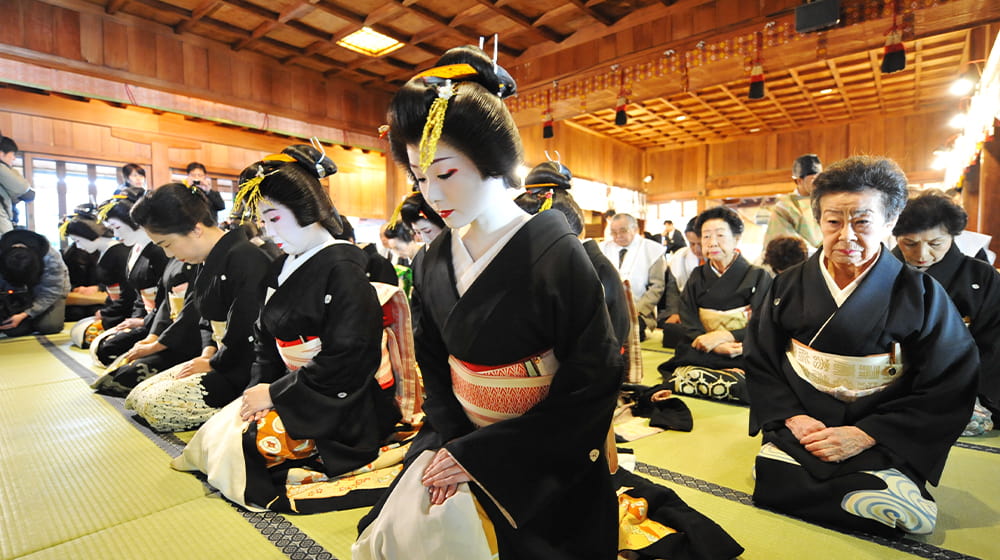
[763,153,823,251]
[602,213,665,341]
[0,136,32,233]
[661,219,687,254]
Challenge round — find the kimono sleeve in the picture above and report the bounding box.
[970,266,1000,414]
[208,248,268,374]
[730,268,772,342]
[678,270,708,340]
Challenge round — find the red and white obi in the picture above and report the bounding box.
[275,336,322,372]
[449,349,559,428]
[106,283,122,301]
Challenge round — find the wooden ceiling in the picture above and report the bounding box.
[86,0,998,151]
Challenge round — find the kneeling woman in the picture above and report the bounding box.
[172,145,401,513]
[657,207,771,403]
[125,183,270,431]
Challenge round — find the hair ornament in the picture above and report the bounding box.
[309,137,333,178]
[414,64,477,82]
[58,214,74,239]
[538,188,554,212]
[234,161,280,220]
[378,125,390,140]
[418,79,456,172]
[97,193,129,222]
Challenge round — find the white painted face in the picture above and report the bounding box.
[896,225,953,268]
[69,235,98,254]
[260,198,311,255]
[819,189,895,273]
[406,141,492,230]
[412,218,443,244]
[104,217,142,246]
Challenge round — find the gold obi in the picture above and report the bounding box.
[449,349,559,428]
[139,287,158,314]
[698,305,750,332]
[786,339,904,403]
[210,320,227,346]
[168,283,188,321]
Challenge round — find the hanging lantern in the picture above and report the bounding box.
[614,68,628,125]
[748,32,765,99]
[881,0,906,73]
[542,89,554,139]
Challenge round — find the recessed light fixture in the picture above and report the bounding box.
[337,27,404,57]
[643,174,654,183]
[819,88,834,94]
[675,115,687,121]
[749,127,761,133]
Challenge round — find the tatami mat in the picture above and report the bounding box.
[2,327,998,560]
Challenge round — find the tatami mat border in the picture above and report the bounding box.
[37,335,342,560]
[634,462,983,560]
[953,441,1000,455]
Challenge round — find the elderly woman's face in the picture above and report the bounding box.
[819,189,895,272]
[700,218,740,267]
[896,225,952,268]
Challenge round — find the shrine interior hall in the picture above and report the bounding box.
[1,1,999,559]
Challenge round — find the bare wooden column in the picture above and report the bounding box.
[978,135,1000,257]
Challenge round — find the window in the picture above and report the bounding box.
[23,157,120,248]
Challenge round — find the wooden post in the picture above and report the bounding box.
[977,134,1000,257]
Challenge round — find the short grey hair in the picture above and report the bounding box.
[610,213,638,231]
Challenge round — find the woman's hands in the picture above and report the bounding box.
[176,357,212,379]
[240,383,273,422]
[692,329,735,353]
[786,414,876,463]
[421,448,471,505]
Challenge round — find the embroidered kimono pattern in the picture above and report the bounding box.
[745,248,979,536]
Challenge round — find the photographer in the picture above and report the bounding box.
[0,136,32,234]
[0,229,70,337]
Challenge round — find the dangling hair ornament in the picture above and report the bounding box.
[539,189,554,212]
[419,78,456,172]
[309,137,332,178]
[378,124,390,140]
[97,194,128,222]
[58,214,74,239]
[234,164,267,221]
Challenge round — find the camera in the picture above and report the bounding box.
[0,286,31,323]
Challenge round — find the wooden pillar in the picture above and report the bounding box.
[384,156,408,220]
[150,142,170,189]
[977,134,1000,257]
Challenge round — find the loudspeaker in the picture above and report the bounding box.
[795,0,841,34]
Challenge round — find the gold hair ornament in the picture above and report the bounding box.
[233,154,291,220]
[419,80,456,172]
[538,188,554,212]
[97,194,129,222]
[58,215,74,240]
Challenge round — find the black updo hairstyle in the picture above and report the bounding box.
[398,191,445,230]
[99,185,145,230]
[388,45,522,189]
[811,155,908,222]
[892,191,968,237]
[514,161,584,235]
[695,206,744,237]
[64,203,111,240]
[237,144,343,237]
[131,183,217,235]
[383,220,415,244]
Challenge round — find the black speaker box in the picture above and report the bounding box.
[795,0,841,34]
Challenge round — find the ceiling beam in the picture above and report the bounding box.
[470,0,566,44]
[105,0,131,15]
[174,0,225,34]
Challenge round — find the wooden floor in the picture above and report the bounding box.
[1,328,997,560]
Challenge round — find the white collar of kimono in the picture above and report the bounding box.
[819,249,879,307]
[452,213,531,297]
[277,233,348,287]
[126,239,151,273]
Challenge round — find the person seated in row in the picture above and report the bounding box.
[657,207,771,403]
[0,229,69,337]
[172,144,403,513]
[341,217,399,285]
[762,235,809,276]
[746,156,979,537]
[658,217,702,348]
[601,213,665,341]
[892,192,999,436]
[60,204,112,324]
[382,220,419,297]
[125,182,271,432]
[398,190,445,246]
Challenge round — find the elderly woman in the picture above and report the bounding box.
[892,192,1000,436]
[746,156,979,537]
[656,206,771,403]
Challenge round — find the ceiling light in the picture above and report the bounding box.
[931,149,953,170]
[336,27,404,57]
[749,128,760,133]
[675,115,687,121]
[819,88,834,94]
[950,77,974,96]
[948,113,967,129]
[643,174,654,183]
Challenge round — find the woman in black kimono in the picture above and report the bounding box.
[92,188,169,365]
[124,182,270,432]
[657,206,771,403]
[91,257,203,396]
[746,156,979,537]
[171,144,401,513]
[354,45,624,560]
[892,192,1000,436]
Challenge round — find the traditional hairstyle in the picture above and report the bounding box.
[234,144,342,237]
[388,45,522,189]
[763,235,809,274]
[398,191,445,230]
[97,185,145,229]
[185,162,207,174]
[130,183,217,235]
[811,155,908,222]
[892,191,968,237]
[684,217,698,234]
[0,136,17,154]
[792,154,822,179]
[335,215,355,242]
[695,206,744,236]
[514,161,584,235]
[61,203,111,241]
[383,220,415,244]
[121,163,146,184]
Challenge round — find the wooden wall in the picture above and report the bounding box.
[520,120,643,189]
[644,109,951,202]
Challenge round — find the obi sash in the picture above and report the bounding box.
[168,283,188,321]
[786,339,904,403]
[449,349,559,428]
[275,336,321,372]
[139,286,158,314]
[698,305,750,332]
[106,283,122,301]
[210,320,227,346]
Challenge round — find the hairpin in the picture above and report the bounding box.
[309,137,332,178]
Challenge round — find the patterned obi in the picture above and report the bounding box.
[275,336,321,372]
[786,339,904,403]
[209,320,227,346]
[449,349,559,428]
[139,287,158,314]
[106,283,122,301]
[698,305,750,332]
[168,283,188,321]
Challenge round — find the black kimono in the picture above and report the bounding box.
[583,238,630,347]
[893,244,1000,418]
[63,244,101,321]
[360,243,399,285]
[745,248,979,536]
[658,254,771,403]
[359,211,624,559]
[94,242,168,364]
[95,243,134,329]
